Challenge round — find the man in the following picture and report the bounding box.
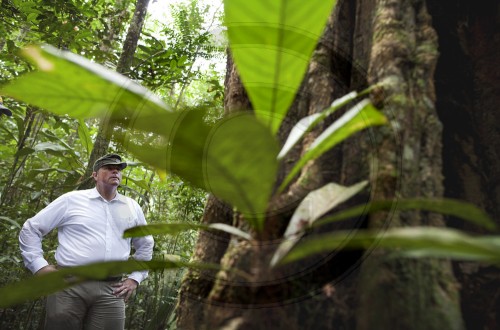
[19,153,154,330]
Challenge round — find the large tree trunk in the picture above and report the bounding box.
[427,0,500,328]
[174,0,499,329]
[355,0,464,328]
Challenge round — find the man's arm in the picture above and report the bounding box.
[126,200,154,284]
[112,199,154,302]
[19,194,67,274]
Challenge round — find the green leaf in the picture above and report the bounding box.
[124,222,252,241]
[0,216,21,229]
[313,198,497,231]
[277,91,358,159]
[224,0,337,134]
[2,46,278,231]
[207,223,252,241]
[1,45,169,119]
[279,227,500,265]
[15,147,35,157]
[295,181,368,224]
[279,100,387,191]
[270,181,368,266]
[27,168,74,178]
[116,111,278,230]
[77,119,93,155]
[0,259,248,308]
[123,176,151,192]
[124,223,205,237]
[204,113,279,229]
[31,191,43,200]
[34,141,67,152]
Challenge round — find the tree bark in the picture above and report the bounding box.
[428,0,500,328]
[356,0,464,328]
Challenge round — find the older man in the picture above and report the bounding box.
[19,153,154,330]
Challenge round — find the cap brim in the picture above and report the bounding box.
[0,105,12,117]
[98,161,127,170]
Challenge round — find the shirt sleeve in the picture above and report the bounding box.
[18,194,68,274]
[127,200,154,284]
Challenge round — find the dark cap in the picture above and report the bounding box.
[0,97,12,117]
[93,153,127,172]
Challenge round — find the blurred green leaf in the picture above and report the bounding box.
[277,91,359,159]
[313,198,497,231]
[208,223,252,241]
[124,223,205,237]
[204,113,279,229]
[116,111,279,230]
[279,227,500,265]
[124,222,252,241]
[279,100,387,191]
[270,181,367,266]
[224,0,337,134]
[0,259,249,308]
[123,176,151,192]
[2,46,278,231]
[15,147,35,157]
[1,45,169,119]
[33,141,67,152]
[0,216,21,229]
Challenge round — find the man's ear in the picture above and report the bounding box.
[92,171,98,181]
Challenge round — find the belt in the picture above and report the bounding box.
[56,266,123,282]
[103,276,123,282]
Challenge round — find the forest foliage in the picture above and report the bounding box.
[0,0,222,328]
[0,0,499,328]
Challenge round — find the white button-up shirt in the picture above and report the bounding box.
[19,188,154,283]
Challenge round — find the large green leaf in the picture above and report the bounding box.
[279,100,387,191]
[224,0,337,134]
[1,45,169,119]
[279,227,500,265]
[204,113,279,228]
[275,198,497,265]
[0,259,248,308]
[116,111,279,230]
[2,46,278,230]
[313,198,497,231]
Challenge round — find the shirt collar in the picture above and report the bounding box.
[88,187,127,203]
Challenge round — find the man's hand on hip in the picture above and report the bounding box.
[112,278,138,302]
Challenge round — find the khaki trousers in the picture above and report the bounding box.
[45,280,125,330]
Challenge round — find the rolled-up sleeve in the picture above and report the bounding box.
[19,195,67,274]
[128,201,154,284]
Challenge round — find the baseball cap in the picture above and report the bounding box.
[93,153,127,172]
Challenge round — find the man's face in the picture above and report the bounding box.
[93,164,123,187]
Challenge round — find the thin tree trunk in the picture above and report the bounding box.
[0,106,40,206]
[78,0,150,189]
[78,0,151,189]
